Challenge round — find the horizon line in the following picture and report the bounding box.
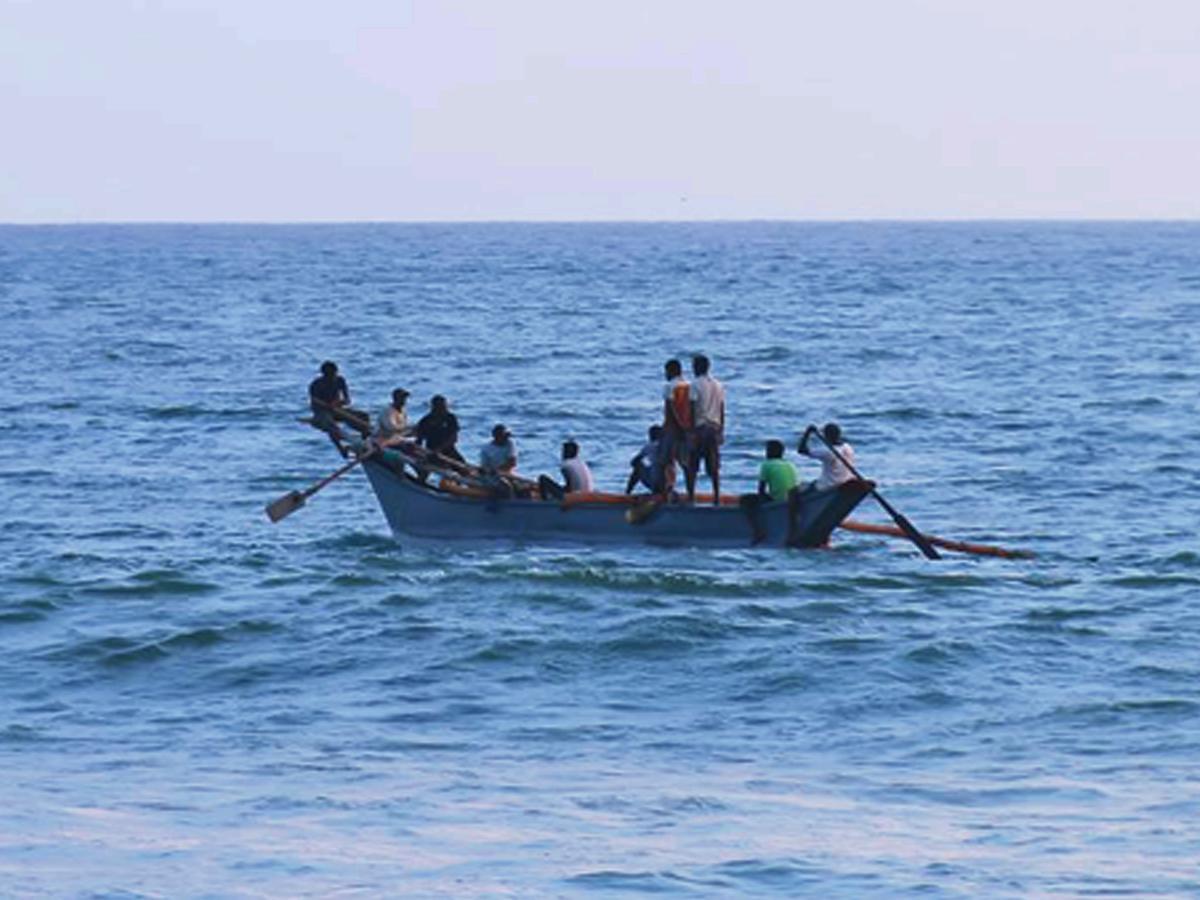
[2,215,1199,227]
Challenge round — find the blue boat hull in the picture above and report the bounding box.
[361,458,871,549]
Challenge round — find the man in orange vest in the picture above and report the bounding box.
[658,358,692,497]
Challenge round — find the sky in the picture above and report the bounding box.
[2,0,1198,222]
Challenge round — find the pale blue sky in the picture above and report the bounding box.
[2,0,1198,222]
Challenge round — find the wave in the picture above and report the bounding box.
[81,570,220,598]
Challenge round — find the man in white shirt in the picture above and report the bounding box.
[687,354,726,505]
[538,440,595,500]
[480,424,518,477]
[374,388,414,447]
[560,441,595,494]
[798,422,856,491]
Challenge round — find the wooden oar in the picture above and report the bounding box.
[838,519,1033,559]
[310,398,372,435]
[265,450,376,523]
[809,425,941,560]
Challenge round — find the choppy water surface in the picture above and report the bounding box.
[2,222,1199,896]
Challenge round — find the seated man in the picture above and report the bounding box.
[374,388,415,448]
[308,360,370,457]
[625,425,664,494]
[415,394,465,464]
[798,422,856,491]
[758,439,798,501]
[480,424,518,496]
[740,439,800,545]
[541,441,595,500]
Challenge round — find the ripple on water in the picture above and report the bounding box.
[80,569,220,598]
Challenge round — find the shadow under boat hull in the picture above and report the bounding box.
[361,458,872,549]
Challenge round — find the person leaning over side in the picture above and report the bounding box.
[798,422,856,491]
[686,353,726,505]
[308,360,371,458]
[415,394,465,464]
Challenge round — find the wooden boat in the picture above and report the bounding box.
[359,449,872,548]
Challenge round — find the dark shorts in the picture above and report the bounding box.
[658,428,689,465]
[692,424,721,457]
[690,425,721,474]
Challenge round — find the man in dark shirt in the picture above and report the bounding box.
[415,394,465,464]
[308,361,370,457]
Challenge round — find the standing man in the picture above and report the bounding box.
[658,358,692,497]
[308,360,370,458]
[798,422,856,491]
[686,354,726,505]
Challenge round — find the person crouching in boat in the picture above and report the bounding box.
[373,388,415,448]
[415,394,465,464]
[625,425,664,494]
[309,360,371,458]
[798,422,855,491]
[658,358,692,499]
[540,441,595,500]
[480,424,519,497]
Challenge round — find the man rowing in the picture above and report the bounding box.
[308,360,370,458]
[798,422,856,491]
[415,394,465,464]
[374,388,415,448]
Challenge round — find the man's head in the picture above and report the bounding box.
[665,359,682,379]
[562,440,579,460]
[692,354,710,376]
[320,360,338,377]
[823,423,842,445]
[391,388,409,408]
[431,394,447,412]
[492,424,511,444]
[648,425,663,441]
[766,439,785,459]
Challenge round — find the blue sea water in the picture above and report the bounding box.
[1,221,1198,897]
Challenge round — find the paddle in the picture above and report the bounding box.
[265,449,376,523]
[807,425,941,560]
[838,519,1033,559]
[310,398,372,436]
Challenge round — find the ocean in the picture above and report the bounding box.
[2,221,1198,897]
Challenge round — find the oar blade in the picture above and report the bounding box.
[890,509,941,560]
[265,490,306,523]
[625,498,662,525]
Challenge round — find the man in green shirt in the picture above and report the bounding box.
[758,440,798,501]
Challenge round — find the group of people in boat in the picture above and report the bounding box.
[306,358,856,503]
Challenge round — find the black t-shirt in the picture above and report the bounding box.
[309,374,348,409]
[416,411,459,450]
